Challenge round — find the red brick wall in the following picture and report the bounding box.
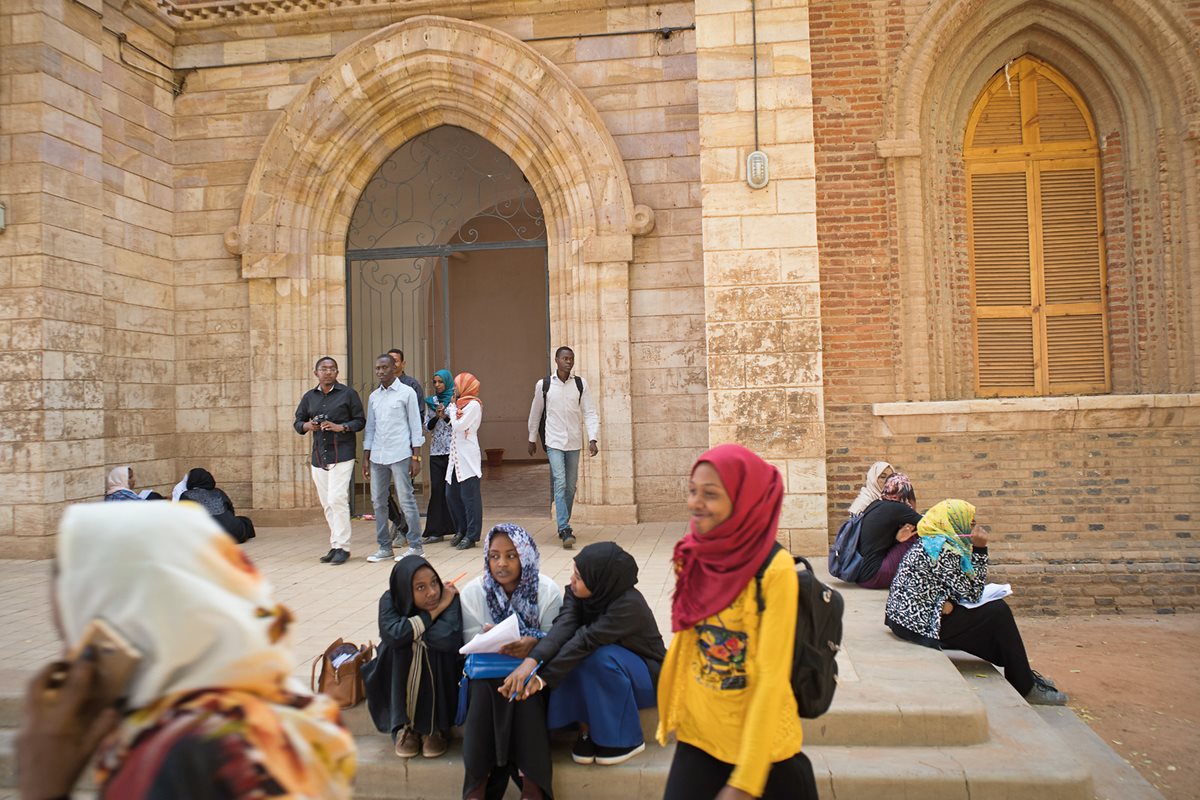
[810,0,1200,612]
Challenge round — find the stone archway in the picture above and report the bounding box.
[876,0,1200,400]
[228,15,653,519]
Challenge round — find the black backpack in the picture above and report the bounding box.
[827,513,867,582]
[536,374,583,451]
[754,543,844,718]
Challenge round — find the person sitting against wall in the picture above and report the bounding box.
[854,472,923,589]
[179,468,256,544]
[502,542,666,767]
[847,460,894,517]
[17,502,356,800]
[884,499,1068,705]
[459,523,563,800]
[104,466,145,502]
[363,556,462,760]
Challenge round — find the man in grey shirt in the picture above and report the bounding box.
[363,353,425,562]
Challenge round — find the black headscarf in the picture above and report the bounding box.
[186,468,216,491]
[387,555,440,617]
[574,542,638,620]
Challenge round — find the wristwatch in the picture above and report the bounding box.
[412,455,422,462]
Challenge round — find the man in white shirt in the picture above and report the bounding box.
[363,353,426,562]
[526,346,600,549]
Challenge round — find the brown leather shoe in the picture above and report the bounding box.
[421,730,448,758]
[394,728,420,758]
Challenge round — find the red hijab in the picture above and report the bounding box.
[453,372,482,420]
[670,443,783,632]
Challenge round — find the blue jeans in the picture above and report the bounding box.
[370,459,422,549]
[447,472,483,542]
[547,447,580,534]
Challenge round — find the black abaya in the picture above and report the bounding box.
[363,557,463,737]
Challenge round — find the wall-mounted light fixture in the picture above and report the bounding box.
[747,151,769,190]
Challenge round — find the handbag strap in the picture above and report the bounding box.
[310,652,322,693]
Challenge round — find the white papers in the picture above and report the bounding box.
[959,583,1013,609]
[459,613,521,655]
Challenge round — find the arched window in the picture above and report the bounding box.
[964,56,1110,397]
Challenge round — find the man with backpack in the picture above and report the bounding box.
[526,346,600,549]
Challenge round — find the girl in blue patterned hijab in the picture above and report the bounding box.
[425,369,454,412]
[481,523,546,638]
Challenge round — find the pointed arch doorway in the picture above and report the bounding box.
[345,125,551,515]
[230,15,654,522]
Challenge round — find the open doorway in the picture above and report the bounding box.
[346,125,551,518]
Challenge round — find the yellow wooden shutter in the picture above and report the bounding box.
[964,56,1109,396]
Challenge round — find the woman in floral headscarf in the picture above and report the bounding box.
[458,523,563,800]
[853,472,923,589]
[447,372,485,550]
[885,499,1067,705]
[17,502,355,800]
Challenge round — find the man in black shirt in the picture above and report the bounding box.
[294,356,366,565]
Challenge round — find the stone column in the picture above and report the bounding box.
[573,236,638,524]
[695,0,828,554]
[0,0,105,556]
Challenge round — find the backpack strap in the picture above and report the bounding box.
[753,542,785,614]
[574,375,584,400]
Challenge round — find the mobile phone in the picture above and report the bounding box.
[66,618,143,709]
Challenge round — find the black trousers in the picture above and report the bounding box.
[424,454,454,536]
[939,599,1035,696]
[461,678,553,800]
[663,741,818,800]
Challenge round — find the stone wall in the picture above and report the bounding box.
[1,0,178,556]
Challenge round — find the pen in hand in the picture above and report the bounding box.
[510,661,543,702]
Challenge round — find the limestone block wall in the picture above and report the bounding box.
[1,0,177,555]
[694,0,827,553]
[170,4,710,519]
[810,0,1200,607]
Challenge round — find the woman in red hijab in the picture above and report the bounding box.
[656,444,819,800]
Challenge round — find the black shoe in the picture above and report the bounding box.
[329,549,349,565]
[451,532,466,547]
[455,538,477,550]
[571,734,596,765]
[559,527,576,549]
[319,548,337,563]
[594,741,645,766]
[421,535,445,544]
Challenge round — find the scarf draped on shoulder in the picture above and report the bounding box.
[454,372,482,420]
[670,443,783,632]
[56,503,356,798]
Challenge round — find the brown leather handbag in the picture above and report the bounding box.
[310,638,374,708]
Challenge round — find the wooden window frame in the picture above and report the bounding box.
[964,56,1111,397]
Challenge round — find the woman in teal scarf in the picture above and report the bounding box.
[420,369,456,542]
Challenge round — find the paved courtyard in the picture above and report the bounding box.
[0,463,686,690]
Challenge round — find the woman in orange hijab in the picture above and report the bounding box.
[448,373,485,550]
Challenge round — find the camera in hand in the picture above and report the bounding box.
[311,414,329,424]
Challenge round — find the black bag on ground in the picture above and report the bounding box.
[755,543,844,718]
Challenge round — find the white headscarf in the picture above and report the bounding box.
[56,502,295,709]
[170,473,189,502]
[848,461,892,516]
[104,467,132,496]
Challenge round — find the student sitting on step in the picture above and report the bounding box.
[884,499,1068,705]
[459,523,563,800]
[854,472,923,589]
[501,542,666,767]
[18,502,355,800]
[363,556,463,760]
[657,444,821,800]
